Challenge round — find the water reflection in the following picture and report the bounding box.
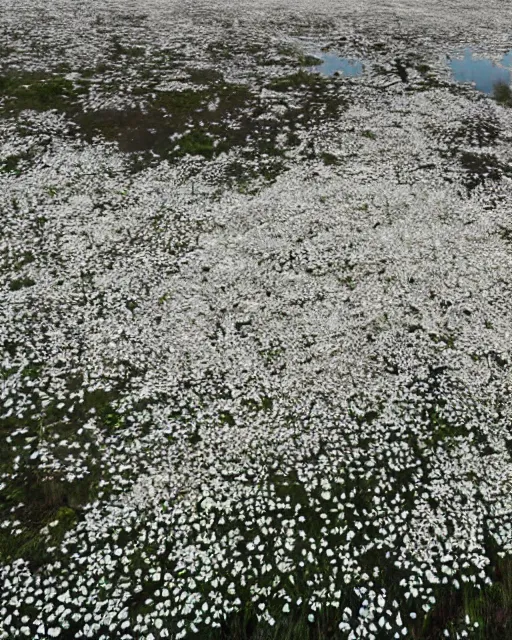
[312,53,364,77]
[502,51,512,68]
[449,48,512,94]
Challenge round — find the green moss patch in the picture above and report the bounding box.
[0,72,86,115]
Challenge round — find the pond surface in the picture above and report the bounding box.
[449,48,512,94]
[502,50,512,68]
[312,53,364,77]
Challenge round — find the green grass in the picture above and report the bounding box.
[0,374,127,568]
[493,81,512,107]
[267,70,327,92]
[299,55,323,67]
[320,152,340,166]
[0,72,86,114]
[75,80,253,166]
[415,559,512,639]
[207,40,236,61]
[0,154,24,175]
[416,63,432,74]
[110,34,146,60]
[9,276,36,290]
[0,57,345,186]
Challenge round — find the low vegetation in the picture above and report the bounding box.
[1,2,512,639]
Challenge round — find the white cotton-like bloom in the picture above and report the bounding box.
[200,497,215,511]
[308,614,314,623]
[48,629,61,638]
[425,570,438,583]
[283,603,290,613]
[2,8,512,640]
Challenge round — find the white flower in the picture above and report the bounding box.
[426,570,438,583]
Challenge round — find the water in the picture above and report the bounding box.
[311,48,512,94]
[312,53,364,77]
[448,48,512,94]
[502,50,512,68]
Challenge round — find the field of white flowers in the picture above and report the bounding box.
[1,1,512,638]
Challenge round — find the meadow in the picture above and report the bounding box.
[1,1,512,638]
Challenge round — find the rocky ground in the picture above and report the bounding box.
[1,1,512,639]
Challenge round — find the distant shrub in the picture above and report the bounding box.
[493,81,512,106]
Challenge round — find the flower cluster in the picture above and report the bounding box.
[1,1,512,639]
